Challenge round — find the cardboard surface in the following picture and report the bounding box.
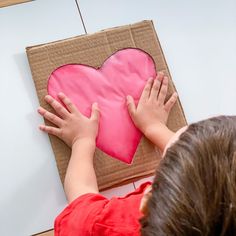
[34,229,54,236]
[26,20,187,190]
[0,0,31,8]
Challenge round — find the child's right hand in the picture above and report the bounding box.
[126,72,178,139]
[38,93,100,148]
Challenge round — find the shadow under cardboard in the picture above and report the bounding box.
[13,52,40,109]
[4,52,67,235]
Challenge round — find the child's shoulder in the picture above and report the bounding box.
[54,182,151,236]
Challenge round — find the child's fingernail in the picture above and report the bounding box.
[45,95,50,100]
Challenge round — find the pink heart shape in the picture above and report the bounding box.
[47,48,156,164]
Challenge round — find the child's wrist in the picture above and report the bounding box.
[72,137,96,149]
[144,122,168,139]
[143,123,174,152]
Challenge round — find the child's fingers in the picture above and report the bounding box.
[45,95,69,119]
[90,102,100,121]
[58,93,78,114]
[39,124,62,137]
[139,77,153,102]
[157,71,165,83]
[38,107,63,127]
[164,92,178,113]
[149,78,161,101]
[126,95,136,117]
[157,76,168,105]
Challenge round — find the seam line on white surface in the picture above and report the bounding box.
[75,0,87,34]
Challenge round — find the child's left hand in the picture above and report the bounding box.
[38,93,100,147]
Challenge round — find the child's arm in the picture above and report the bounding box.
[38,92,100,204]
[126,72,178,153]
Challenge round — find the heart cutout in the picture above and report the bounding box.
[47,48,156,164]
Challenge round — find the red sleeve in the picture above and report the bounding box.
[54,182,152,236]
[54,193,109,236]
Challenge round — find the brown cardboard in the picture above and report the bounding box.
[0,0,31,8]
[34,229,53,236]
[26,20,187,190]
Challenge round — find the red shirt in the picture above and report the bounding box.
[54,182,151,236]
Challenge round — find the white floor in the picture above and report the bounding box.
[0,0,235,235]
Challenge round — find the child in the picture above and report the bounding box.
[38,72,236,235]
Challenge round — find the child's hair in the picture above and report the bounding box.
[141,116,236,236]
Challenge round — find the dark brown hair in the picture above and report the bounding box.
[141,116,236,236]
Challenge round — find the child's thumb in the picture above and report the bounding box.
[126,95,136,117]
[91,102,100,121]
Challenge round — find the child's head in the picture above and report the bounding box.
[141,116,236,235]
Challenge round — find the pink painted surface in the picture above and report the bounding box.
[47,48,156,163]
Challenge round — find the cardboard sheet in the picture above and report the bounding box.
[26,20,187,190]
[0,0,31,8]
[34,229,53,236]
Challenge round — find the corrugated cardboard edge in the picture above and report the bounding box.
[33,229,53,236]
[0,0,32,8]
[26,20,187,190]
[26,20,187,127]
[150,21,187,125]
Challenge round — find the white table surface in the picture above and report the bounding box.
[0,1,85,235]
[0,0,236,235]
[80,0,236,123]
